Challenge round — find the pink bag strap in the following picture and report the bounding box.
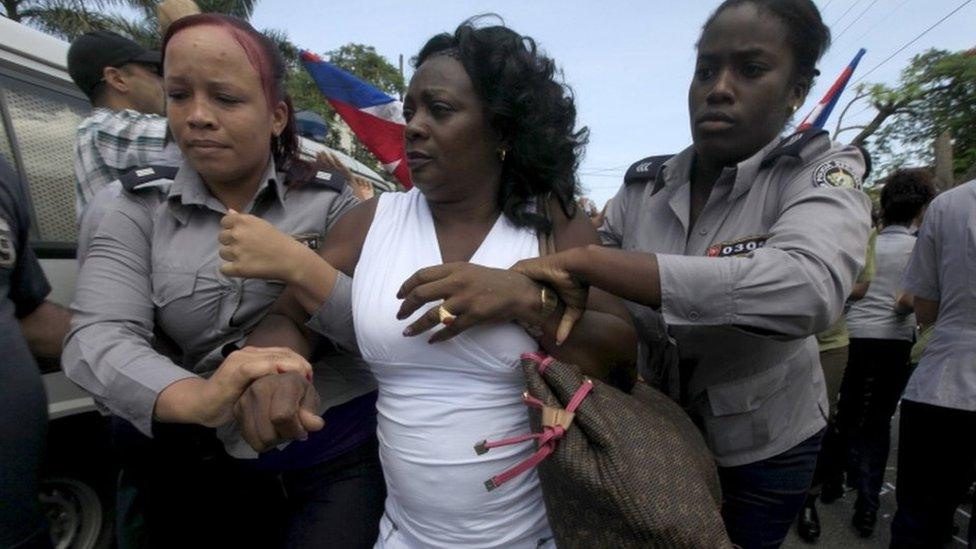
[520,352,555,373]
[475,353,594,491]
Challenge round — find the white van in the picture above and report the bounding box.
[0,17,392,548]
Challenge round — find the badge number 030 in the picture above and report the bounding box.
[707,235,769,258]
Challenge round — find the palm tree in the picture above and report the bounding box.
[2,0,123,39]
[1,0,259,47]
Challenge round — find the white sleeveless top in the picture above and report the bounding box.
[353,189,553,548]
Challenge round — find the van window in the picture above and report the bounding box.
[0,76,87,247]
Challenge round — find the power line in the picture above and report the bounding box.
[579,172,626,178]
[827,0,912,62]
[830,0,866,29]
[580,163,632,173]
[833,0,882,43]
[851,0,973,86]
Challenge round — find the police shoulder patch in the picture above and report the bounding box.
[0,217,15,268]
[760,128,829,168]
[309,170,346,194]
[813,160,860,189]
[291,232,323,251]
[624,155,673,185]
[119,165,179,193]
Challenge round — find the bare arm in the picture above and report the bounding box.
[913,296,939,330]
[287,197,378,313]
[19,300,71,359]
[850,280,870,301]
[246,305,313,357]
[530,200,637,378]
[237,198,378,351]
[398,199,638,380]
[894,291,914,316]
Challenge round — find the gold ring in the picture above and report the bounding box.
[540,286,559,318]
[437,305,456,325]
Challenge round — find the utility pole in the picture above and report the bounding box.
[933,129,954,190]
[398,54,404,101]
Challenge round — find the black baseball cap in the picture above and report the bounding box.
[67,31,161,98]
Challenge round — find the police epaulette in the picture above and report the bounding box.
[624,154,672,186]
[624,154,673,195]
[310,169,346,194]
[760,128,828,168]
[119,165,179,193]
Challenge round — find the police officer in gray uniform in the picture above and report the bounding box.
[891,178,976,548]
[1,156,72,548]
[62,15,382,548]
[512,1,870,547]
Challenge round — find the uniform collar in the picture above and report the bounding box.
[660,129,835,203]
[659,138,778,201]
[880,224,914,236]
[659,146,696,192]
[727,137,785,201]
[167,159,285,224]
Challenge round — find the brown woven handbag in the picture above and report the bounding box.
[475,352,731,548]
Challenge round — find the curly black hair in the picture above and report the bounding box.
[880,168,936,226]
[702,0,831,91]
[414,17,588,234]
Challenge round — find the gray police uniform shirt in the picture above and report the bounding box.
[845,225,916,341]
[900,180,976,412]
[62,159,377,450]
[600,130,871,467]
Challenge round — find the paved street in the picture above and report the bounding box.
[783,407,972,548]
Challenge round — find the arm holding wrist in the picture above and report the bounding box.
[533,205,638,378]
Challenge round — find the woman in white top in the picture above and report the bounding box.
[834,168,935,535]
[837,169,935,537]
[217,20,637,548]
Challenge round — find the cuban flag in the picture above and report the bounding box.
[798,48,867,131]
[300,51,412,188]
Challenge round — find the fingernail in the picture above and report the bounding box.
[402,327,413,336]
[298,435,308,442]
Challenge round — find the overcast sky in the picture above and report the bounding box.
[252,0,975,205]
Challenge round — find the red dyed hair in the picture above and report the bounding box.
[163,13,282,107]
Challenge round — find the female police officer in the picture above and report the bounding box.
[62,14,383,548]
[513,1,871,547]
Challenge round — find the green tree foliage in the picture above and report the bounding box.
[2,0,258,46]
[836,48,976,183]
[3,0,403,180]
[2,0,126,39]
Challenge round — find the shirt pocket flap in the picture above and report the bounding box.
[707,365,788,416]
[151,271,197,307]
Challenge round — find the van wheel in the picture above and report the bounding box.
[40,477,107,549]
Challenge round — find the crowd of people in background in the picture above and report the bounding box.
[1,0,974,548]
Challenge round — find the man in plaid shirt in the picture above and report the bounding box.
[68,31,180,216]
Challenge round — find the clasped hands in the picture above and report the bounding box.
[156,346,324,453]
